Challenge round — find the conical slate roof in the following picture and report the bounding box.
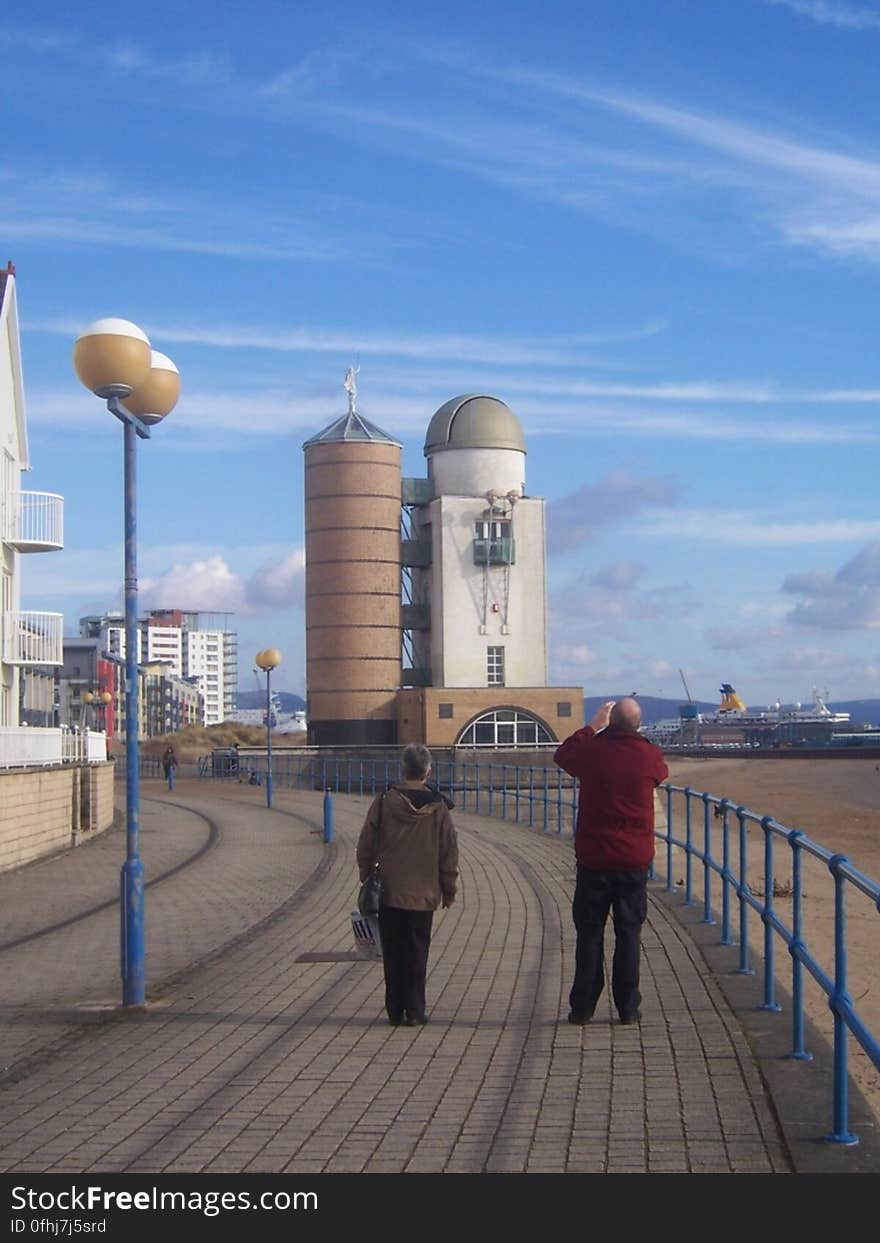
[303,410,401,448]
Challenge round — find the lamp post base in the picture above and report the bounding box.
[120,858,146,1007]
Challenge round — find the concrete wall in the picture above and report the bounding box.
[424,495,548,687]
[0,761,115,873]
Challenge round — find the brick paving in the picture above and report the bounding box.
[0,772,852,1174]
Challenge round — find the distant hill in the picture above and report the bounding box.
[584,695,880,727]
[236,690,307,713]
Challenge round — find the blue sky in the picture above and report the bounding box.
[5,0,880,706]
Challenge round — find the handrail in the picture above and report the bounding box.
[660,782,879,1146]
[193,749,879,1145]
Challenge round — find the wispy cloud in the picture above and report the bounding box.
[24,380,880,448]
[0,26,232,88]
[782,542,880,628]
[0,26,75,52]
[762,0,880,31]
[30,318,607,368]
[372,43,880,262]
[547,471,681,555]
[639,511,880,545]
[1,168,348,265]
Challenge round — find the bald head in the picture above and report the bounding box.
[610,697,642,731]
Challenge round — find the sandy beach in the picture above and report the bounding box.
[665,756,880,1124]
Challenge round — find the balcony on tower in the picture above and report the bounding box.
[401,603,431,630]
[4,491,64,552]
[473,536,515,566]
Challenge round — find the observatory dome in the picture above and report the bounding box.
[424,395,526,457]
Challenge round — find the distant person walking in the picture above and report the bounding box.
[162,745,179,792]
[356,744,458,1027]
[554,698,668,1025]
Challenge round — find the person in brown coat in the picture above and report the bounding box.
[357,743,458,1027]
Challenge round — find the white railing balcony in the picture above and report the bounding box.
[0,726,107,768]
[61,727,108,764]
[5,491,64,552]
[3,611,63,665]
[0,725,63,767]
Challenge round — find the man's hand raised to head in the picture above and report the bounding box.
[590,701,616,733]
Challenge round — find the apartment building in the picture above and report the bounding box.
[0,264,66,761]
[80,609,236,726]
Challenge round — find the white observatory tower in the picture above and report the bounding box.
[399,394,580,748]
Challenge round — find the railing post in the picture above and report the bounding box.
[542,769,549,834]
[529,768,535,827]
[702,793,716,924]
[787,830,812,1062]
[759,817,782,1012]
[323,788,334,843]
[736,808,753,975]
[684,788,695,905]
[665,786,674,891]
[825,855,858,1144]
[488,763,494,816]
[556,767,563,835]
[720,800,734,945]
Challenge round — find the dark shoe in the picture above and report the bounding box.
[618,1010,642,1025]
[404,1013,428,1026]
[388,1013,404,1026]
[567,1011,592,1025]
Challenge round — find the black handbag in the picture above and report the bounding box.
[358,865,383,918]
[357,793,385,917]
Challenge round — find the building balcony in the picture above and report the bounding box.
[3,611,64,665]
[473,537,515,566]
[402,477,433,506]
[402,666,433,687]
[401,603,431,630]
[402,539,432,567]
[5,492,64,552]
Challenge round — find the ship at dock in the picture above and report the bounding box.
[642,684,879,751]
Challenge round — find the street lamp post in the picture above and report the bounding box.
[73,319,180,1008]
[82,688,113,732]
[255,648,282,808]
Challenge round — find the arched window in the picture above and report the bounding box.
[456,707,554,748]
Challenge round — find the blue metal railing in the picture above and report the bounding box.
[194,750,879,1146]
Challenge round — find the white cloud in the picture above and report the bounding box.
[762,0,880,31]
[141,556,246,613]
[638,511,880,546]
[245,549,306,610]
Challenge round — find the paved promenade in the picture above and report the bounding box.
[0,777,873,1175]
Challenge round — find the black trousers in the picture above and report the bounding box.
[377,906,434,1021]
[570,866,648,1020]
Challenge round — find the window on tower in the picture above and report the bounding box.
[487,646,505,686]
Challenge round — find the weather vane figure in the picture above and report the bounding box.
[343,365,359,416]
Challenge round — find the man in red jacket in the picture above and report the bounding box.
[554,697,668,1025]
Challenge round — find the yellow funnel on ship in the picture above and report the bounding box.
[718,684,746,712]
